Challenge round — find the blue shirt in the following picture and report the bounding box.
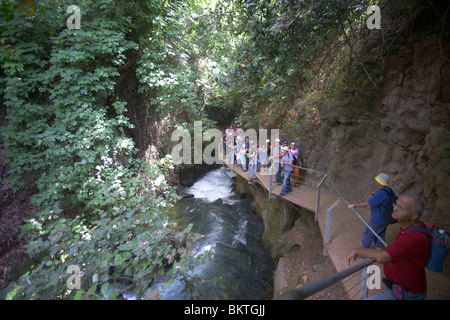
[367,187,391,224]
[282,153,294,172]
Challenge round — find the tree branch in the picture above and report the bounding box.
[339,20,379,90]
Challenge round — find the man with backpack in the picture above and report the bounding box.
[347,173,396,249]
[347,194,431,300]
[279,146,294,196]
[289,142,301,181]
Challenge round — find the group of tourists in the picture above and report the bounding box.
[223,126,301,195]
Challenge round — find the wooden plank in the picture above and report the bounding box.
[425,269,450,300]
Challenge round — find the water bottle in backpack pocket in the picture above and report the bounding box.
[405,224,449,273]
[427,229,448,272]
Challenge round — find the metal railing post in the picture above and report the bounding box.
[359,266,370,300]
[268,160,277,199]
[269,163,273,194]
[315,174,327,221]
[323,199,341,256]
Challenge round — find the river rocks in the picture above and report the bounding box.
[180,192,194,199]
[184,232,205,250]
[178,163,222,187]
[143,287,162,300]
[273,257,291,298]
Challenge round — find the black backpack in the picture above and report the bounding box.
[291,149,299,166]
[380,187,398,224]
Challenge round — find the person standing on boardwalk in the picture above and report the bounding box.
[289,142,299,163]
[347,194,430,300]
[289,142,301,182]
[258,143,267,174]
[279,146,294,196]
[347,173,394,249]
[226,127,235,167]
[247,142,257,180]
[270,139,283,183]
[239,143,247,172]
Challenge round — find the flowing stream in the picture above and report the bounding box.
[149,168,275,300]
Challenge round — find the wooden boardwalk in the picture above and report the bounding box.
[222,160,450,300]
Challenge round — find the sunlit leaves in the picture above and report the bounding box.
[204,0,371,119]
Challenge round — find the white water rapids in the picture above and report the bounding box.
[124,168,274,300]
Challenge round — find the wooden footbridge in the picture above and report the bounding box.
[222,159,450,300]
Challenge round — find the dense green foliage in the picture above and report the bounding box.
[0,0,211,299]
[195,0,404,124]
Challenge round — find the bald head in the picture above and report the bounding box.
[402,194,424,217]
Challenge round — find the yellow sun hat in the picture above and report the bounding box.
[375,173,389,186]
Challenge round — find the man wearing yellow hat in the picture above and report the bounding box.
[348,173,394,248]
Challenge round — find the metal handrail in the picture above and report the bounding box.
[277,258,376,300]
[327,179,389,248]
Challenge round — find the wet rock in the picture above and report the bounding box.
[143,287,162,300]
[180,193,194,199]
[273,257,290,299]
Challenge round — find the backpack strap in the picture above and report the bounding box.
[402,225,431,237]
[378,187,395,211]
[379,186,393,196]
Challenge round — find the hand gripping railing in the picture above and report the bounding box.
[277,258,376,300]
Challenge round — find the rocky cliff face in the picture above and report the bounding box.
[316,33,448,229]
[276,32,449,231]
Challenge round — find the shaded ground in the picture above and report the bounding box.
[275,226,349,300]
[0,142,34,293]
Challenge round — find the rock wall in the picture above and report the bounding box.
[300,33,449,230]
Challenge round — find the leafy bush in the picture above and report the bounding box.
[1,0,205,299]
